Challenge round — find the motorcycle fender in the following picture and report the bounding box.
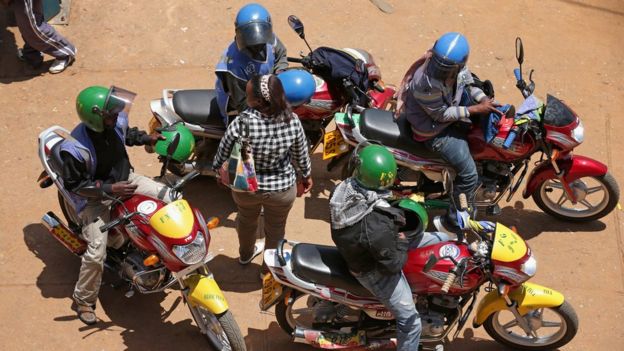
[522,155,608,198]
[185,274,229,315]
[473,282,565,327]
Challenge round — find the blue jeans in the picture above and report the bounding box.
[354,270,421,351]
[425,126,478,212]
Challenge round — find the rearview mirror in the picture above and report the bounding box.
[288,15,305,39]
[515,37,524,65]
[423,254,438,273]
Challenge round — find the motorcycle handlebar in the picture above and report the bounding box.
[287,57,303,63]
[99,211,138,233]
[276,239,288,266]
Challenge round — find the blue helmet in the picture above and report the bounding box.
[277,70,316,106]
[429,32,470,80]
[235,3,273,51]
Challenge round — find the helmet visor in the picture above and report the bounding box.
[235,22,273,50]
[104,86,136,117]
[427,54,463,81]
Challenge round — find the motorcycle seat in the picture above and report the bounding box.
[291,243,374,297]
[172,90,225,128]
[359,109,442,160]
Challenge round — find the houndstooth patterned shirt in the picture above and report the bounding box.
[212,109,311,192]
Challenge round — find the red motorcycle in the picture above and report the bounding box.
[37,126,246,351]
[260,196,578,350]
[326,38,619,222]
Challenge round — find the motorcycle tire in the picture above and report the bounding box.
[483,301,578,350]
[191,306,246,351]
[275,292,316,336]
[532,172,619,222]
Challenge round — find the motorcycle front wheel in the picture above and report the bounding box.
[189,306,246,351]
[532,173,619,222]
[483,301,578,350]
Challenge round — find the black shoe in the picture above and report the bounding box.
[17,48,43,68]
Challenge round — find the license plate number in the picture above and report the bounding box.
[323,129,349,160]
[260,273,283,311]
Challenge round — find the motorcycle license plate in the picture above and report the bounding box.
[260,273,283,311]
[323,129,348,160]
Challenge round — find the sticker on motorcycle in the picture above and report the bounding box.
[137,200,158,215]
[439,244,461,260]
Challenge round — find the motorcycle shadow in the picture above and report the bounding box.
[485,201,607,241]
[246,322,307,350]
[208,254,263,293]
[23,224,209,350]
[182,176,238,228]
[444,328,515,350]
[302,152,342,223]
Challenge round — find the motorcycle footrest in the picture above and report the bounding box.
[41,211,87,255]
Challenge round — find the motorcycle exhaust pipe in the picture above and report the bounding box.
[41,212,87,255]
[293,327,396,350]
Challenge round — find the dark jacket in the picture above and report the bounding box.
[331,205,409,275]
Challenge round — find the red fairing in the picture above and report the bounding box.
[111,194,166,252]
[294,77,342,120]
[369,86,396,109]
[522,155,608,198]
[404,242,482,295]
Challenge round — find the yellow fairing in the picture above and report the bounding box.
[185,274,229,315]
[149,200,194,239]
[491,223,528,262]
[473,282,565,326]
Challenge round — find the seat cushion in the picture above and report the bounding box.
[172,90,225,128]
[291,243,374,297]
[359,109,442,160]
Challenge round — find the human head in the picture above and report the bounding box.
[75,86,136,132]
[235,3,273,58]
[428,32,470,81]
[246,74,292,120]
[352,144,397,190]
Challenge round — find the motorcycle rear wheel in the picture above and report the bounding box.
[532,173,619,222]
[275,292,317,335]
[190,306,246,351]
[483,301,578,350]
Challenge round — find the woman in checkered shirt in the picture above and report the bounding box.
[213,74,313,277]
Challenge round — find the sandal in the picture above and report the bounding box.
[239,239,265,265]
[73,302,97,325]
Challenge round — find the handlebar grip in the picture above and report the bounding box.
[287,57,303,63]
[99,218,122,233]
[513,68,522,81]
[440,272,457,294]
[459,194,468,211]
[503,129,519,149]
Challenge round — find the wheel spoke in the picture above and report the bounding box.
[556,192,568,206]
[580,199,594,210]
[548,182,564,189]
[542,320,562,328]
[502,319,519,329]
[586,186,604,195]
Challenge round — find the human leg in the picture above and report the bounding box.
[355,270,421,351]
[72,200,110,324]
[260,186,296,251]
[231,191,263,261]
[127,172,177,203]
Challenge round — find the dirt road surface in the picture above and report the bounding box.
[1,1,623,350]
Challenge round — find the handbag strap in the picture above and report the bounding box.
[240,114,251,141]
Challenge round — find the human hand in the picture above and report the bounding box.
[111,181,138,197]
[468,98,503,116]
[149,133,167,146]
[301,176,313,194]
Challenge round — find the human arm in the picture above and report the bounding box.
[221,72,249,114]
[361,209,409,274]
[125,127,164,146]
[290,117,312,192]
[211,117,241,171]
[60,151,136,197]
[273,36,288,73]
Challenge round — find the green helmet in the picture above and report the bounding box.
[76,86,136,132]
[353,144,397,190]
[154,124,195,162]
[397,198,429,232]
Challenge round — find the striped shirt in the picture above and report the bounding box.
[212,109,311,192]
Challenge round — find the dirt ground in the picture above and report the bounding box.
[1,0,623,350]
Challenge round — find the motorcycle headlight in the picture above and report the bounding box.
[572,120,584,144]
[521,252,538,277]
[172,232,206,265]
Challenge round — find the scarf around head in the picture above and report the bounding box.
[329,177,392,229]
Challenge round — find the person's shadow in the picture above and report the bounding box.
[0,7,49,84]
[22,223,225,350]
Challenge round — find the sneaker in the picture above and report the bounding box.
[17,48,43,68]
[71,300,97,325]
[49,55,75,74]
[238,239,265,265]
[433,215,460,237]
